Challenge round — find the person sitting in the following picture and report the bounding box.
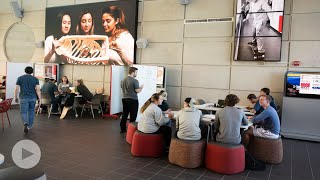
[242,95,280,147]
[259,88,277,111]
[175,97,203,141]
[60,88,76,119]
[75,79,93,104]
[247,93,262,115]
[137,93,174,148]
[41,78,59,114]
[0,76,6,89]
[158,90,169,112]
[58,76,72,94]
[214,94,248,144]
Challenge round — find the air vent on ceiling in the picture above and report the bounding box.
[184,17,233,24]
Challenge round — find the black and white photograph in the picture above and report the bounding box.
[234,0,284,61]
[45,0,138,65]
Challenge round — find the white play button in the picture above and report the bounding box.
[12,140,41,169]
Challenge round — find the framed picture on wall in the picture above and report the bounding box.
[45,0,138,65]
[234,0,284,61]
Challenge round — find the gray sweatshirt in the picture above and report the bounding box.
[176,107,202,141]
[137,103,170,133]
[214,106,248,144]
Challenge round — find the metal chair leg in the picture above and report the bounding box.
[1,113,4,131]
[207,125,210,143]
[6,112,10,127]
[91,105,94,118]
[36,106,40,116]
[81,104,85,117]
[48,105,52,118]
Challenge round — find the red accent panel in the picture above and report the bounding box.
[279,15,283,33]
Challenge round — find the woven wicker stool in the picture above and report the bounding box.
[248,137,283,164]
[169,138,206,168]
[205,142,245,174]
[131,131,164,157]
[126,122,138,144]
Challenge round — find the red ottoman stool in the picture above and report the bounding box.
[126,122,138,144]
[205,142,245,174]
[131,131,164,157]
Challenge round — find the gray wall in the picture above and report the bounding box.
[0,0,320,108]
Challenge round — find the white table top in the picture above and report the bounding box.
[0,153,4,165]
[171,109,252,129]
[194,104,255,116]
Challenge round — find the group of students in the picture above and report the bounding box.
[127,89,280,151]
[40,76,93,119]
[45,5,134,65]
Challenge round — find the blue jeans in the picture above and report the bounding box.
[20,98,36,128]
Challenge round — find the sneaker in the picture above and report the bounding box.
[24,123,29,134]
[27,126,32,130]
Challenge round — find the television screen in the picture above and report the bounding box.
[45,0,138,65]
[285,71,320,99]
[234,0,284,61]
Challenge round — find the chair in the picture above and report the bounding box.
[5,98,13,109]
[36,93,53,118]
[131,131,164,157]
[169,138,206,168]
[205,142,245,174]
[197,99,210,114]
[248,137,283,164]
[81,94,103,118]
[126,122,138,144]
[0,100,11,130]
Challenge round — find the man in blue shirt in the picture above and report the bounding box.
[242,95,280,147]
[14,66,41,134]
[41,78,59,113]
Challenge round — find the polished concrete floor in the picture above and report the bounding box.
[0,108,319,180]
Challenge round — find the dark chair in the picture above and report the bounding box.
[0,100,11,130]
[81,94,103,118]
[197,99,210,114]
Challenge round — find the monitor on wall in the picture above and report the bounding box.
[45,0,138,65]
[285,71,320,99]
[234,0,284,61]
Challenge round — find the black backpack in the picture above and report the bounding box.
[245,151,266,171]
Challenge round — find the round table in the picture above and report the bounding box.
[0,154,4,165]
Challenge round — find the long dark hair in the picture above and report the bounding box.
[101,6,127,41]
[56,11,71,39]
[62,76,69,84]
[140,93,160,113]
[76,9,94,35]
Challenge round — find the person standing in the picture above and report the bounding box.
[120,67,143,133]
[14,66,41,134]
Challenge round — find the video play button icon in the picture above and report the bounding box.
[22,148,34,160]
[12,140,41,169]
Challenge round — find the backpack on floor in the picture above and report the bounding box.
[245,151,266,171]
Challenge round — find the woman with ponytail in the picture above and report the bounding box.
[175,97,204,140]
[137,93,174,148]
